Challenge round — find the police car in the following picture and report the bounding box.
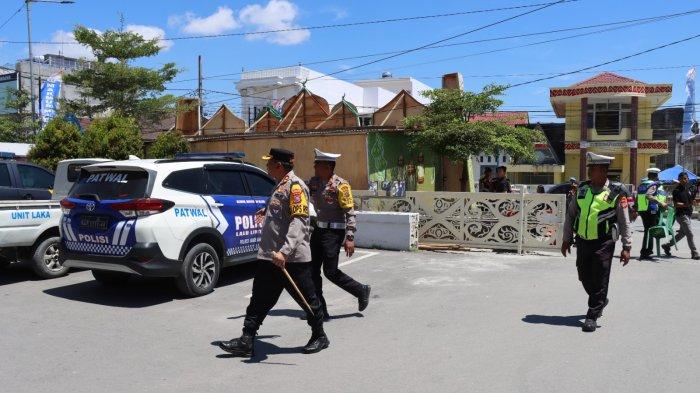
[59,153,276,297]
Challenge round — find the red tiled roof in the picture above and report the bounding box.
[572,72,645,87]
[470,111,529,126]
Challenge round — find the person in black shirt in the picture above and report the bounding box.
[662,172,699,260]
[490,166,512,193]
[479,168,493,192]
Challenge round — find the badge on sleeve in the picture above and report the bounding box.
[289,183,309,217]
[338,183,354,209]
[620,197,628,208]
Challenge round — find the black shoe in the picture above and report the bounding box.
[358,285,371,312]
[303,334,330,354]
[692,254,700,260]
[219,334,254,357]
[662,244,672,256]
[638,254,656,261]
[582,318,597,332]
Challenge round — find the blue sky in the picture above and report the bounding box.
[0,0,697,121]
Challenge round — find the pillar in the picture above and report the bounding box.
[630,96,639,185]
[579,97,588,181]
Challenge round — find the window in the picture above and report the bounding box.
[479,156,484,163]
[0,164,11,187]
[17,164,54,189]
[66,163,95,182]
[586,101,632,135]
[70,170,149,200]
[205,170,246,196]
[487,156,492,163]
[245,172,275,197]
[502,156,507,163]
[163,168,206,194]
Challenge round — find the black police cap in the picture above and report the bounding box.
[262,148,294,163]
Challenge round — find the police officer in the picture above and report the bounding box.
[308,148,371,320]
[561,152,632,332]
[219,148,329,357]
[636,168,667,260]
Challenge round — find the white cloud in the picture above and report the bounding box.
[33,30,95,60]
[239,0,310,45]
[169,6,240,35]
[323,6,348,20]
[126,24,173,51]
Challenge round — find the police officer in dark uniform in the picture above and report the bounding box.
[308,148,371,320]
[562,152,632,332]
[219,148,329,357]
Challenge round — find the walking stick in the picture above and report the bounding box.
[282,268,315,317]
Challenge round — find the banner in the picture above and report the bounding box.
[39,74,62,128]
[682,67,697,142]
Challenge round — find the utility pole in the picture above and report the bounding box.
[26,1,36,129]
[197,54,203,134]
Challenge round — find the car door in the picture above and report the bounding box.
[0,163,19,200]
[16,163,54,200]
[203,165,260,265]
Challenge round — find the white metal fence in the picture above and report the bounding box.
[354,191,567,252]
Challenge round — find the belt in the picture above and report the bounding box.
[316,221,346,230]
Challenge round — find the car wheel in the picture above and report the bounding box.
[175,243,220,297]
[31,236,68,279]
[92,270,132,286]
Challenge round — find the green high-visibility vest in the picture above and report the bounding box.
[575,185,620,240]
[636,181,665,212]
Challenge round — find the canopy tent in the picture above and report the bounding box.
[658,165,698,183]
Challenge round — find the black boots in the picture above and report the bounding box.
[358,285,371,312]
[303,333,330,354]
[582,318,597,332]
[219,333,254,357]
[662,243,672,256]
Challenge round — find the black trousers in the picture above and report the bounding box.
[576,237,615,320]
[243,260,324,336]
[311,228,364,314]
[639,211,657,256]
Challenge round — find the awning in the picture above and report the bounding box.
[658,165,698,183]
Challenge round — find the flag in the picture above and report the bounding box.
[681,67,697,142]
[39,74,62,128]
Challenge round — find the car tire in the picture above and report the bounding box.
[91,270,132,286]
[175,243,220,297]
[31,236,68,279]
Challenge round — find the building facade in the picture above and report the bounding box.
[550,72,672,185]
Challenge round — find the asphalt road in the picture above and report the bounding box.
[1,219,699,392]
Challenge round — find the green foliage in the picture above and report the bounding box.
[81,115,143,160]
[27,118,82,170]
[405,85,543,189]
[61,26,179,124]
[147,131,189,159]
[0,88,38,143]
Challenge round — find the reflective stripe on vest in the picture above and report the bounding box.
[575,187,618,240]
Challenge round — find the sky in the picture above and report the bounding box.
[0,0,698,121]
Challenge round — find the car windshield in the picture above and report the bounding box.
[69,169,149,200]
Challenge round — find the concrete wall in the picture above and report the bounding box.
[354,211,419,251]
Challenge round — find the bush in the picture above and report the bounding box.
[81,115,143,160]
[148,130,189,158]
[28,118,82,170]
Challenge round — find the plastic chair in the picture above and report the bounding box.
[646,206,677,257]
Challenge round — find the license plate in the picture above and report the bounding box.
[80,215,109,231]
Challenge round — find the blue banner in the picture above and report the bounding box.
[39,74,62,128]
[682,67,696,142]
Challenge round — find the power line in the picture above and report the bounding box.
[0,0,580,45]
[0,3,23,33]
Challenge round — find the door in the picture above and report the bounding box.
[203,166,260,264]
[0,163,19,200]
[16,164,54,200]
[242,170,275,211]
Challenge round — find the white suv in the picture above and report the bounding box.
[59,154,276,296]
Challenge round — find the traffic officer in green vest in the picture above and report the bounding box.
[636,167,667,260]
[561,152,632,332]
[308,148,371,320]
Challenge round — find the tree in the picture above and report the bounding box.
[81,115,143,159]
[147,130,189,158]
[62,26,179,125]
[0,88,38,143]
[27,118,82,170]
[405,85,542,191]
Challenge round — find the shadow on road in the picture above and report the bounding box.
[522,314,585,328]
[0,263,40,286]
[42,263,258,308]
[211,335,298,365]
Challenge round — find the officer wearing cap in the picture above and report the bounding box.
[219,148,329,357]
[562,152,632,332]
[636,167,667,260]
[308,148,371,320]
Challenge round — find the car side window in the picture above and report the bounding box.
[205,169,246,196]
[245,172,275,197]
[162,168,206,194]
[17,164,54,189]
[0,164,12,187]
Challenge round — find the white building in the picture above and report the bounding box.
[235,66,432,125]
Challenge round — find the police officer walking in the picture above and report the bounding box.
[219,148,329,357]
[561,152,632,332]
[636,168,667,260]
[308,148,371,320]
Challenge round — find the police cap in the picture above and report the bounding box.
[262,148,294,163]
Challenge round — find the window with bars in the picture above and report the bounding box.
[586,102,632,135]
